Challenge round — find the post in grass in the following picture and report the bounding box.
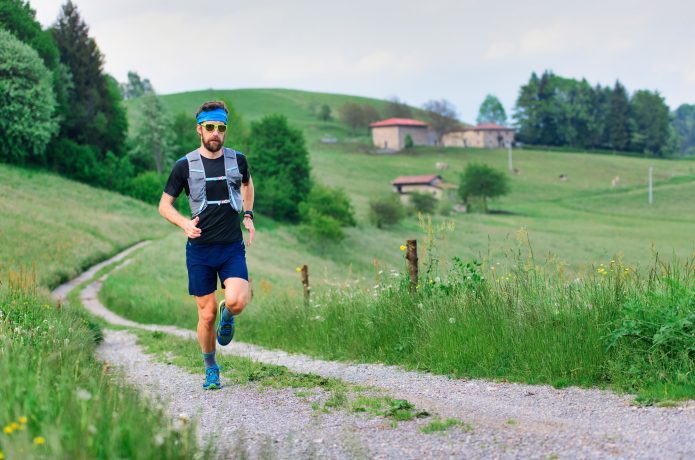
[300,264,310,305]
[406,240,418,292]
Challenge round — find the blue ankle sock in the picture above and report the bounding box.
[202,351,216,369]
[221,305,234,322]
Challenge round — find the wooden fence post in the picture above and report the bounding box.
[406,239,418,292]
[301,264,310,304]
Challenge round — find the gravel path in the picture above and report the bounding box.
[53,246,695,459]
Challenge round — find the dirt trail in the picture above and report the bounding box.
[53,245,695,459]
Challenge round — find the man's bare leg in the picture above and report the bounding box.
[222,277,250,315]
[195,293,217,353]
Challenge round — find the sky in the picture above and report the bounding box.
[33,0,695,123]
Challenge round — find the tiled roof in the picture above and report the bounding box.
[391,174,442,185]
[469,123,513,131]
[370,118,429,128]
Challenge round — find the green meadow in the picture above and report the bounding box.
[3,88,695,411]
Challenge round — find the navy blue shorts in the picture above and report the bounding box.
[185,240,248,296]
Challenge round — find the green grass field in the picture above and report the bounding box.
[0,164,171,289]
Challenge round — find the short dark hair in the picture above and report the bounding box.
[195,101,228,118]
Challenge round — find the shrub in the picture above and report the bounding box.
[408,191,437,214]
[368,194,405,228]
[300,208,345,244]
[318,104,332,121]
[404,134,414,149]
[0,28,57,164]
[299,184,356,227]
[129,171,166,205]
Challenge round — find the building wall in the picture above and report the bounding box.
[392,184,443,199]
[372,126,429,151]
[442,130,515,148]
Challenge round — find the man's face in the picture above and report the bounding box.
[197,121,227,152]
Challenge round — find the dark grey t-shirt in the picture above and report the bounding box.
[164,152,250,245]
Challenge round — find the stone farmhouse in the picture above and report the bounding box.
[369,118,435,151]
[390,174,456,202]
[442,123,515,148]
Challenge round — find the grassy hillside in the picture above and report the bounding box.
[0,164,170,288]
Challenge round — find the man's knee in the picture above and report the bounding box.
[225,295,247,315]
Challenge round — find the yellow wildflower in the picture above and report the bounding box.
[1,449,4,459]
[399,245,406,251]
[3,426,12,434]
[9,423,18,430]
[19,416,28,424]
[295,267,301,273]
[34,436,45,445]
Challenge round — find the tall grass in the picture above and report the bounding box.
[238,228,695,402]
[0,269,208,459]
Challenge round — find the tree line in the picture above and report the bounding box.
[512,71,691,157]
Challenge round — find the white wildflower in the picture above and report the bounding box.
[76,388,92,401]
[449,317,456,324]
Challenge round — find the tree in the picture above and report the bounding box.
[318,104,332,121]
[629,90,672,156]
[422,99,460,142]
[368,194,405,228]
[458,163,509,213]
[0,0,72,140]
[673,104,695,155]
[52,1,127,156]
[119,71,154,99]
[513,72,541,144]
[477,94,507,125]
[385,97,413,118]
[339,102,380,134]
[0,28,57,164]
[172,112,200,158]
[130,94,176,174]
[247,115,311,222]
[404,134,414,149]
[605,81,631,151]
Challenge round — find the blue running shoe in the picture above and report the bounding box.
[202,364,221,390]
[216,299,235,346]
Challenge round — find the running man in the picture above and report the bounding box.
[159,101,255,390]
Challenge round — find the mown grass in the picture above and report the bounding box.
[0,164,169,289]
[0,270,209,460]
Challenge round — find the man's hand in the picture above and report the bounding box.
[243,216,255,246]
[183,216,202,239]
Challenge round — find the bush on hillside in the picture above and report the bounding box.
[300,208,345,244]
[247,115,311,222]
[129,171,166,205]
[0,28,57,164]
[408,191,437,215]
[368,194,405,228]
[299,184,356,227]
[404,134,414,149]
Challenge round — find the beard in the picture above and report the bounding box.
[202,136,224,153]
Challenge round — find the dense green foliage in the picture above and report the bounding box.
[299,184,356,227]
[119,71,154,99]
[673,104,695,156]
[514,71,675,156]
[458,163,509,212]
[51,1,127,156]
[368,194,405,228]
[247,114,311,221]
[476,94,507,125]
[408,191,438,214]
[0,28,57,164]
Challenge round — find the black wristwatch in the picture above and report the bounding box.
[243,210,254,220]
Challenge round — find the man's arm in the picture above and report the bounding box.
[158,192,201,239]
[241,177,255,246]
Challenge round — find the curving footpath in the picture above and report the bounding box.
[52,244,695,459]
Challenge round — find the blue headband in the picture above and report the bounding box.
[196,108,228,124]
